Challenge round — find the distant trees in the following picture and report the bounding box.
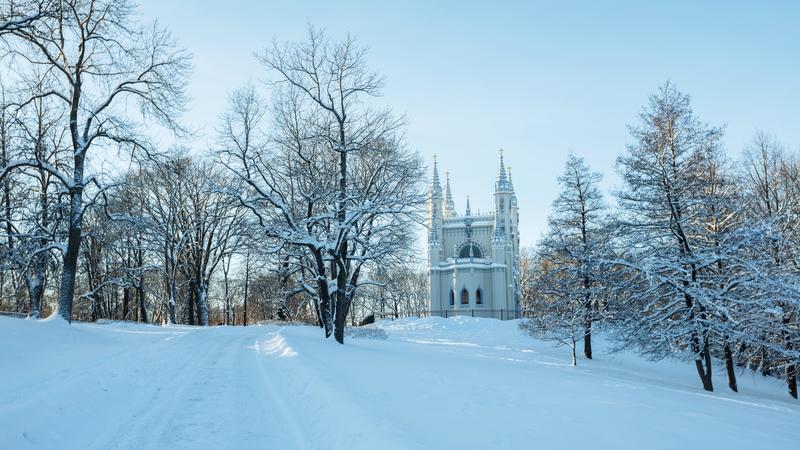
[353,265,429,321]
[0,0,190,321]
[0,15,424,333]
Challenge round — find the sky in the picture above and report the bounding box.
[137,0,800,247]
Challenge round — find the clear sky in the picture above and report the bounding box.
[137,0,800,247]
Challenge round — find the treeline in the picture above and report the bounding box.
[0,1,427,340]
[521,83,800,399]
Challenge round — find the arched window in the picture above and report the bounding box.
[449,289,455,306]
[458,242,483,259]
[476,288,483,305]
[461,288,469,305]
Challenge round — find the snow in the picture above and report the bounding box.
[1,316,798,450]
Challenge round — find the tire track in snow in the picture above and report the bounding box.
[88,327,219,450]
[247,329,311,450]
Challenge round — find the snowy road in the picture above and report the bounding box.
[2,316,799,450]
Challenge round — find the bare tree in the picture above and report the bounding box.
[220,27,425,343]
[0,0,189,321]
[0,0,53,34]
[182,163,248,326]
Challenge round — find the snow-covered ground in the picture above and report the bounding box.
[1,316,798,450]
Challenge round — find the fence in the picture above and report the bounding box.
[373,309,520,321]
[429,309,520,320]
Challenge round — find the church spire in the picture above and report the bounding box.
[492,212,505,243]
[431,155,442,194]
[444,172,456,217]
[508,166,518,207]
[496,149,510,192]
[464,196,473,230]
[429,155,443,245]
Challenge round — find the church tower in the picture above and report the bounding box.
[428,157,444,307]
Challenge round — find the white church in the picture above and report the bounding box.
[427,152,521,319]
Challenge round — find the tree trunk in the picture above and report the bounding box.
[243,252,250,326]
[313,250,333,337]
[690,331,714,391]
[25,269,43,319]
[197,281,209,326]
[186,282,195,325]
[136,249,148,323]
[724,342,738,393]
[137,268,147,323]
[571,340,577,366]
[56,193,82,322]
[166,281,177,325]
[333,297,349,344]
[122,287,130,321]
[759,345,771,377]
[138,285,149,324]
[583,311,592,360]
[787,364,797,399]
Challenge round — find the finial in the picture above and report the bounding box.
[465,196,471,216]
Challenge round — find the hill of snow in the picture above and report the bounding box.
[1,316,798,449]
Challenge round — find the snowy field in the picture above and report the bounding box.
[1,316,798,450]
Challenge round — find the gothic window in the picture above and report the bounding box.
[461,288,469,305]
[458,242,483,259]
[476,288,483,305]
[449,289,455,306]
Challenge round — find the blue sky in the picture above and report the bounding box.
[138,0,800,247]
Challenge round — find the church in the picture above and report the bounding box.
[427,152,521,319]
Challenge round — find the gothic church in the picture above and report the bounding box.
[428,153,520,318]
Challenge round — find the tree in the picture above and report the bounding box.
[220,26,425,343]
[13,92,66,318]
[181,162,248,326]
[613,82,726,391]
[519,254,586,366]
[0,0,189,321]
[542,154,606,359]
[739,132,800,398]
[0,0,53,34]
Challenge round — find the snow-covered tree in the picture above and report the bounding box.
[0,0,53,34]
[219,27,426,343]
[0,0,189,321]
[612,82,727,391]
[738,132,800,398]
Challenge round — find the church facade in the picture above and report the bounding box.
[427,153,520,319]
